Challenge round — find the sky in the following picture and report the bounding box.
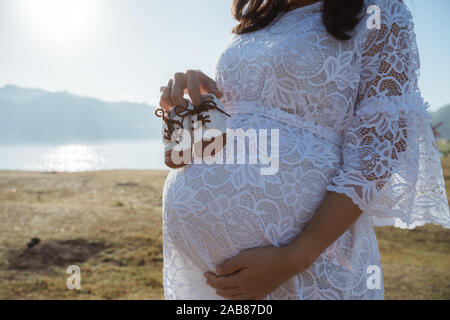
[0,0,449,111]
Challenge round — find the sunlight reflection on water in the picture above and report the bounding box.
[29,144,107,172]
[0,140,166,172]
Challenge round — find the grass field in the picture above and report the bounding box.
[0,158,449,300]
[438,139,450,158]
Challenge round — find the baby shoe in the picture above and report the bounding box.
[155,100,193,169]
[191,94,230,159]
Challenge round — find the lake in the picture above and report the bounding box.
[0,140,167,172]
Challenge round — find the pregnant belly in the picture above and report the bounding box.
[162,116,341,271]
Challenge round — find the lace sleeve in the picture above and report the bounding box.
[326,0,450,229]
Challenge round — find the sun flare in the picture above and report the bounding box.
[20,0,97,42]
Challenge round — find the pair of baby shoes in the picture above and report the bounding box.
[155,94,230,169]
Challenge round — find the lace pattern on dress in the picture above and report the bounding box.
[326,0,450,229]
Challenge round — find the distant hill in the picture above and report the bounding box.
[0,85,49,104]
[1,84,448,144]
[0,85,162,144]
[430,104,450,140]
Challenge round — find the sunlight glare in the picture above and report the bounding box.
[20,0,97,42]
[29,144,106,172]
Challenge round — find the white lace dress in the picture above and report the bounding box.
[161,0,450,300]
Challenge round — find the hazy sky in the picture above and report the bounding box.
[0,0,449,111]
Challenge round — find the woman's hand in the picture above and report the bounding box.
[204,245,305,300]
[205,191,364,300]
[159,70,223,111]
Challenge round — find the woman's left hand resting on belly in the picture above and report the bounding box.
[204,191,363,300]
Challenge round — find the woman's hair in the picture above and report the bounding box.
[232,0,364,40]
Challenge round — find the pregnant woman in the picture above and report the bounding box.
[159,0,450,300]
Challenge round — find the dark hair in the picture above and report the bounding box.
[232,0,364,40]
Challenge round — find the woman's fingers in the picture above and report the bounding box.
[159,79,173,111]
[204,271,240,289]
[160,70,222,110]
[216,287,242,297]
[216,291,261,301]
[171,73,188,108]
[186,70,203,107]
[218,292,242,300]
[184,70,223,100]
[198,71,223,98]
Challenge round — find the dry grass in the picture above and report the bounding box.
[0,158,449,300]
[0,170,167,300]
